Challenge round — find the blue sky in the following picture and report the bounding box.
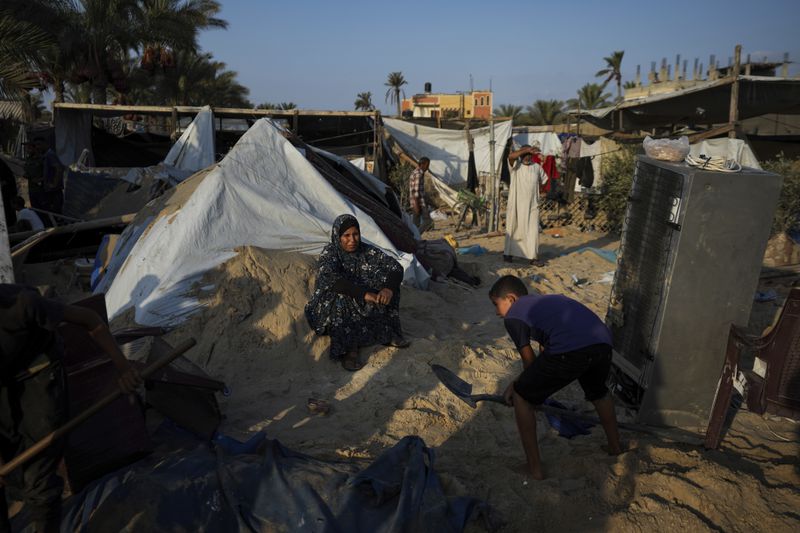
[200,0,800,112]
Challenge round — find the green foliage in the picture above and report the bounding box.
[387,161,414,208]
[494,104,523,119]
[384,71,407,116]
[526,99,565,125]
[257,102,297,110]
[567,83,612,110]
[762,155,800,235]
[354,92,374,111]
[596,145,636,233]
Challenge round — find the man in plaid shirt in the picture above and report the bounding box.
[409,157,432,232]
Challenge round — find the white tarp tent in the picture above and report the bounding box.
[163,105,216,175]
[511,131,563,157]
[383,118,513,186]
[96,119,428,326]
[689,138,761,169]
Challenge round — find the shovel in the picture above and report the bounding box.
[430,364,703,443]
[431,364,505,408]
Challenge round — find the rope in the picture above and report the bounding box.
[685,154,742,172]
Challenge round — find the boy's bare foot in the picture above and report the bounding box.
[601,443,630,456]
[508,462,545,480]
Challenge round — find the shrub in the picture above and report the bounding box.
[597,145,636,233]
[387,161,414,208]
[762,155,800,235]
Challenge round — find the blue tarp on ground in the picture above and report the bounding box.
[39,434,482,532]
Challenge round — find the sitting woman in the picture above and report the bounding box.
[305,214,410,371]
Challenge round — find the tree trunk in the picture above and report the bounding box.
[617,78,622,102]
[395,88,401,117]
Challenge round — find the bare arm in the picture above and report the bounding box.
[507,146,535,166]
[519,344,536,369]
[61,305,142,393]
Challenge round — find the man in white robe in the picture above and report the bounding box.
[504,144,547,263]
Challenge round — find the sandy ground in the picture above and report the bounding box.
[109,217,800,533]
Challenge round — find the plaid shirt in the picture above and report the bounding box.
[409,167,426,208]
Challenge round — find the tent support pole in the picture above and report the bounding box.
[0,188,13,283]
[728,44,742,139]
[488,113,497,233]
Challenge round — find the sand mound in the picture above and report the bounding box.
[145,231,798,532]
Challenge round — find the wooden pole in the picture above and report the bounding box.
[728,44,742,139]
[0,338,197,478]
[0,187,13,283]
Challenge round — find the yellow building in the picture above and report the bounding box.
[401,84,492,120]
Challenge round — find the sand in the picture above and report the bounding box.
[116,221,799,532]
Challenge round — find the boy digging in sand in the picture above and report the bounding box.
[489,275,622,479]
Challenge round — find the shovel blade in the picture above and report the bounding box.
[431,364,478,408]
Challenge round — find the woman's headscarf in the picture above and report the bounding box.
[316,214,401,292]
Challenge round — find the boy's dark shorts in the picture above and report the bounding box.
[513,343,612,405]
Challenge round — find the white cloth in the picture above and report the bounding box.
[97,119,429,326]
[17,208,44,231]
[511,132,563,157]
[689,138,761,169]
[504,160,547,260]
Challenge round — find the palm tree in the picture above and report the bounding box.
[493,104,523,120]
[354,91,374,111]
[567,83,612,110]
[596,50,625,102]
[256,102,296,110]
[0,4,56,99]
[526,100,565,125]
[384,71,407,117]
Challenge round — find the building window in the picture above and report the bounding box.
[480,97,484,106]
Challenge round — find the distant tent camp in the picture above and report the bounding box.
[96,119,428,326]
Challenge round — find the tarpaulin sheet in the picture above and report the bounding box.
[383,118,512,186]
[96,119,428,326]
[46,435,482,533]
[163,106,216,176]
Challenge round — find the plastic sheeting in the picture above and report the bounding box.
[511,131,563,157]
[350,157,366,170]
[383,118,513,186]
[96,119,428,326]
[688,138,761,169]
[163,105,216,175]
[55,108,93,166]
[48,434,482,533]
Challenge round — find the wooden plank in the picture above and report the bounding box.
[10,213,136,260]
[687,124,735,143]
[729,45,742,139]
[54,103,378,119]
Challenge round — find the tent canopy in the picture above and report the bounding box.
[96,118,427,326]
[570,76,800,131]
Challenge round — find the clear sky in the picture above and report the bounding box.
[199,0,800,112]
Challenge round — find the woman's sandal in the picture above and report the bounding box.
[341,351,363,372]
[384,336,411,348]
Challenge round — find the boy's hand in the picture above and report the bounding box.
[364,292,379,304]
[503,382,516,406]
[116,363,143,394]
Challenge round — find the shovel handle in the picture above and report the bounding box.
[0,338,196,478]
[472,394,506,404]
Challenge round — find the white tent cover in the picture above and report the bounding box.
[688,138,761,169]
[383,118,513,186]
[96,119,428,326]
[163,105,216,174]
